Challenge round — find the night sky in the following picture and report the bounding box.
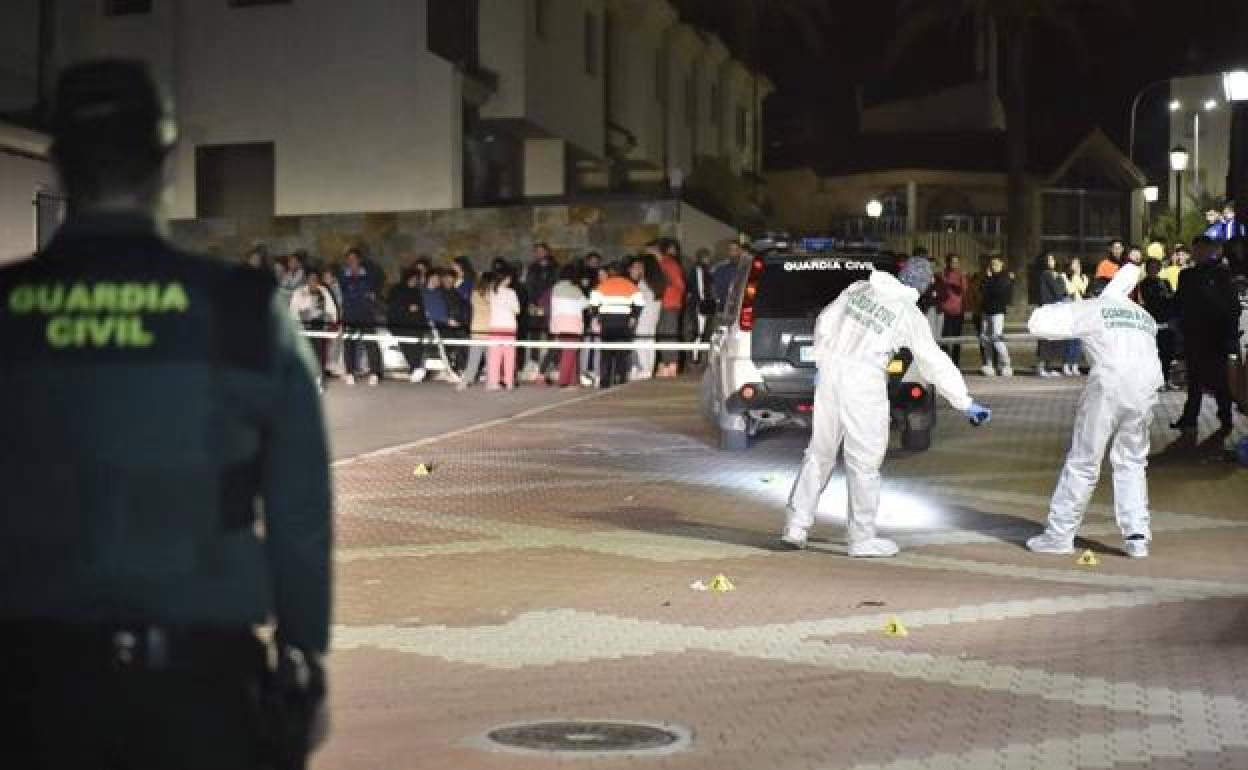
[677,0,1247,174]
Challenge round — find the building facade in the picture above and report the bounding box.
[0,0,41,114]
[16,0,769,224]
[0,122,55,265]
[768,129,1148,265]
[53,0,464,219]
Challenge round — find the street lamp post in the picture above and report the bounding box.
[1127,78,1174,165]
[1224,70,1248,217]
[1170,146,1190,240]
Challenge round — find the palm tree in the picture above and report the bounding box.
[887,0,1121,275]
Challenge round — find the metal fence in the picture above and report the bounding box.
[884,231,1006,259]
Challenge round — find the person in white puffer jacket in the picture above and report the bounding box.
[549,265,589,388]
[289,269,339,391]
[784,269,993,557]
[1026,263,1163,559]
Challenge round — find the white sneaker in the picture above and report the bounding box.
[579,374,594,387]
[980,365,997,377]
[455,381,469,392]
[848,537,900,558]
[368,374,380,386]
[409,368,427,383]
[1026,531,1074,554]
[344,374,356,387]
[1000,366,1015,378]
[1035,365,1047,378]
[780,526,808,550]
[1124,538,1149,559]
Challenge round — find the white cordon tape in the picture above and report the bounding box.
[937,333,1041,345]
[301,329,710,351]
[299,330,1045,351]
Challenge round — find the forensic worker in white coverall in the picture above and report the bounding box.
[784,269,993,557]
[1026,263,1163,559]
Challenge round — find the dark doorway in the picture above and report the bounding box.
[195,142,275,219]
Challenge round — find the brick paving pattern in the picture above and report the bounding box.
[316,376,1248,770]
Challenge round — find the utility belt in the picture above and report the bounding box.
[0,620,263,673]
[1,621,323,770]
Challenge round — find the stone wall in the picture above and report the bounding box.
[170,200,735,282]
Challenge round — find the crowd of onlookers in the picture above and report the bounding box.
[247,237,737,394]
[903,197,1245,432]
[251,198,1246,431]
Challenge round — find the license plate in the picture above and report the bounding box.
[800,346,815,363]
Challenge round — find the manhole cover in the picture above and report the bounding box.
[478,721,690,757]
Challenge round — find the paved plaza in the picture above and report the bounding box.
[316,375,1248,770]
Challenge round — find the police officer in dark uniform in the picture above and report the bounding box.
[0,60,332,769]
[1172,235,1241,434]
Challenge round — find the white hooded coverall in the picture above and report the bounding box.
[787,270,974,546]
[1028,264,1163,542]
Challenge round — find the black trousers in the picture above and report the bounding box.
[2,625,267,770]
[436,324,467,371]
[399,341,426,372]
[599,316,634,389]
[1179,343,1233,425]
[523,314,548,367]
[1157,328,1176,385]
[941,313,965,366]
[344,323,382,376]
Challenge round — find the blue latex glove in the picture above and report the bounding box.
[966,402,992,427]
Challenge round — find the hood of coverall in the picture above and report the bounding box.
[814,267,923,376]
[1088,261,1163,401]
[1102,263,1141,299]
[869,268,919,303]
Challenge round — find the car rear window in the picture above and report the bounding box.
[754,256,880,319]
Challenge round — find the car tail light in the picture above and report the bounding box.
[739,258,764,331]
[910,385,925,401]
[797,402,813,413]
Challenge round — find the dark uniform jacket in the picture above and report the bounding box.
[387,279,427,335]
[524,261,557,317]
[1176,260,1240,355]
[0,213,332,654]
[1037,269,1068,306]
[980,272,1015,315]
[1139,276,1175,325]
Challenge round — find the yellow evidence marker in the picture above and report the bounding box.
[708,574,736,592]
[413,464,432,477]
[1077,550,1100,567]
[883,617,910,637]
